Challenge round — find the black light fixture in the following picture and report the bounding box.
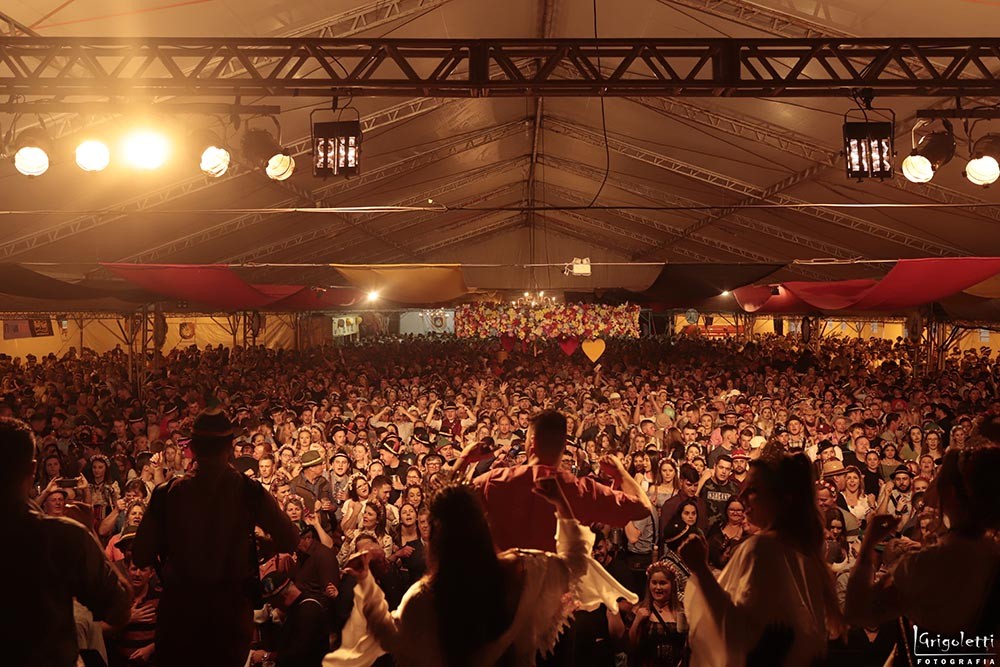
[241,127,294,181]
[966,133,1000,186]
[191,129,231,178]
[902,120,955,184]
[842,93,895,182]
[12,127,52,177]
[312,118,362,178]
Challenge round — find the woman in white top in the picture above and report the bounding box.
[328,481,637,667]
[680,453,842,667]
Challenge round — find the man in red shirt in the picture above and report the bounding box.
[472,410,651,552]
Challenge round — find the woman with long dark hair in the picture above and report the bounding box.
[330,481,637,666]
[680,453,842,666]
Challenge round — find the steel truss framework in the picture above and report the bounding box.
[3,37,1000,98]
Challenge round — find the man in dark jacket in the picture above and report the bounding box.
[133,409,298,667]
[251,572,330,667]
[2,416,131,667]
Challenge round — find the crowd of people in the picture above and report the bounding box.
[6,332,1000,666]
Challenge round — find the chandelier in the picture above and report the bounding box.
[512,290,557,308]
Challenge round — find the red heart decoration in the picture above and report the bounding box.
[558,336,579,356]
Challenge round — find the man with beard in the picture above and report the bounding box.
[876,465,914,527]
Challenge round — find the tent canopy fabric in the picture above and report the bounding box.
[735,258,1000,314]
[104,264,359,311]
[332,265,470,304]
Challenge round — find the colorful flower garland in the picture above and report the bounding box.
[455,303,640,339]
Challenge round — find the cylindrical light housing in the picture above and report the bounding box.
[902,131,955,184]
[966,134,1000,186]
[13,128,51,177]
[242,129,294,181]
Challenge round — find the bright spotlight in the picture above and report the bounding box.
[13,129,51,177]
[366,290,380,302]
[200,145,231,178]
[76,140,110,172]
[14,146,49,177]
[266,154,295,181]
[966,134,1000,186]
[122,130,170,170]
[902,131,954,184]
[242,129,295,181]
[721,290,731,297]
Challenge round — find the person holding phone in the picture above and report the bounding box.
[331,479,637,666]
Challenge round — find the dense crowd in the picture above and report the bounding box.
[7,333,1000,666]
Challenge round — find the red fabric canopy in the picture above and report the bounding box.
[104,264,359,310]
[735,258,1000,314]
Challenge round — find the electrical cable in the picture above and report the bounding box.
[586,0,611,208]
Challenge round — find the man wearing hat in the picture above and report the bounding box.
[290,450,332,513]
[2,416,131,667]
[249,572,330,667]
[133,408,299,667]
[427,400,469,438]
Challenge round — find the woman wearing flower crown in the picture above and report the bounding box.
[625,561,689,667]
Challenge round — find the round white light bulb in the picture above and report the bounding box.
[76,140,110,172]
[902,154,934,183]
[122,130,169,170]
[200,145,231,178]
[966,155,1000,186]
[14,146,49,176]
[266,153,295,181]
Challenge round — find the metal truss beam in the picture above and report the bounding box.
[545,183,827,278]
[539,154,859,259]
[538,216,647,255]
[630,95,1000,226]
[4,37,1000,98]
[544,117,968,256]
[0,11,37,37]
[228,159,527,264]
[251,182,526,280]
[9,0,455,140]
[316,181,527,264]
[387,211,526,259]
[657,0,848,39]
[126,119,525,263]
[0,96,454,261]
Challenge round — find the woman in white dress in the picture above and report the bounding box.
[328,481,637,667]
[679,453,842,667]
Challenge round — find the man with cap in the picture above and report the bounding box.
[289,450,332,514]
[876,464,914,526]
[329,450,353,521]
[250,572,330,667]
[132,408,298,667]
[730,448,750,490]
[379,436,408,501]
[2,416,131,667]
[427,400,470,438]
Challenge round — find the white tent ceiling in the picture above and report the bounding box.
[2,0,1000,295]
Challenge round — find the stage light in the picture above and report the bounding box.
[75,140,110,172]
[122,129,170,170]
[13,129,51,177]
[721,290,731,297]
[366,290,380,302]
[966,134,1000,186]
[200,146,231,178]
[902,131,954,184]
[242,129,294,181]
[189,129,231,177]
[843,120,894,181]
[313,120,362,177]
